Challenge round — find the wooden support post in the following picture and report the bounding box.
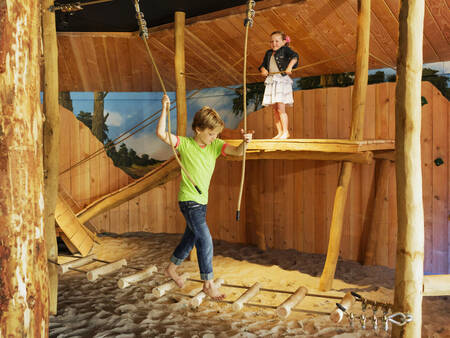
[364,159,393,265]
[0,0,49,333]
[174,11,187,136]
[232,282,261,311]
[117,265,157,289]
[59,254,96,274]
[86,259,127,282]
[393,1,425,337]
[330,292,356,323]
[276,286,308,318]
[42,0,60,315]
[319,0,371,291]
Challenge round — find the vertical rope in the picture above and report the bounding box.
[236,1,256,221]
[132,0,201,194]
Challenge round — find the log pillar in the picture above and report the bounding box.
[174,11,187,136]
[42,0,60,315]
[319,0,371,291]
[0,0,49,335]
[392,1,425,337]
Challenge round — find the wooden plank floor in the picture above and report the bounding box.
[224,139,395,153]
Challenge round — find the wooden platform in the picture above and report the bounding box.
[224,139,395,164]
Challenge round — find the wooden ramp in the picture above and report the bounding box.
[76,157,180,224]
[225,139,395,163]
[55,193,95,256]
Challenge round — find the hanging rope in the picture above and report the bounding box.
[132,0,201,194]
[236,0,256,221]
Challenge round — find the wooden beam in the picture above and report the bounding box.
[174,11,187,136]
[0,0,49,333]
[77,158,180,223]
[393,1,425,337]
[225,139,394,153]
[42,0,60,315]
[423,275,450,296]
[226,150,373,164]
[319,0,371,291]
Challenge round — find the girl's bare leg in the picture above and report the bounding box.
[278,103,290,139]
[272,103,283,139]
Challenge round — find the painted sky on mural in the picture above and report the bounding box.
[69,61,449,161]
[70,86,245,161]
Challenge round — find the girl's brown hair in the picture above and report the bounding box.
[192,106,225,133]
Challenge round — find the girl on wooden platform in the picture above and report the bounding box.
[259,31,298,139]
[156,95,252,300]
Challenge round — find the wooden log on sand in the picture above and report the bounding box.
[117,265,157,289]
[276,286,308,318]
[86,259,127,282]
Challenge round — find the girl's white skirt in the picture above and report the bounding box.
[262,74,294,106]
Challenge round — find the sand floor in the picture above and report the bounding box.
[50,233,450,337]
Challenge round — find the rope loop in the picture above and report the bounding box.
[136,11,149,39]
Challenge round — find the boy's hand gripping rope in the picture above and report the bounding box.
[236,0,256,221]
[132,0,201,194]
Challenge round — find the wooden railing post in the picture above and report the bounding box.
[319,0,371,291]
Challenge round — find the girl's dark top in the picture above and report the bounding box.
[258,46,299,76]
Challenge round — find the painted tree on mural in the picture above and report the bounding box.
[93,92,109,143]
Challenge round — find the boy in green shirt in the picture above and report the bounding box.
[156,95,252,300]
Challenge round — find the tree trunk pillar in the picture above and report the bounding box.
[0,0,49,335]
[392,1,425,337]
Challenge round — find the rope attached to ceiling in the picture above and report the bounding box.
[132,0,201,194]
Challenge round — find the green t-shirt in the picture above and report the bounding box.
[176,136,227,205]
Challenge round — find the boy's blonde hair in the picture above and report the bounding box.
[192,106,225,133]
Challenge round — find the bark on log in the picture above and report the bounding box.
[0,0,49,335]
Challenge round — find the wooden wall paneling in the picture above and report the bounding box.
[99,37,116,90]
[145,189,157,233]
[70,113,81,204]
[119,201,129,234]
[421,83,434,273]
[214,159,230,241]
[68,36,91,91]
[92,37,110,90]
[137,189,148,233]
[108,155,119,234]
[83,37,103,90]
[244,161,258,246]
[59,108,71,193]
[306,0,356,64]
[128,38,146,91]
[292,91,304,252]
[78,121,92,208]
[424,1,450,60]
[89,133,101,205]
[167,178,178,234]
[302,90,315,253]
[109,204,121,234]
[375,82,390,139]
[294,3,345,74]
[383,0,439,62]
[314,88,328,253]
[115,37,134,92]
[432,86,448,274]
[273,158,286,249]
[231,161,246,243]
[59,36,83,91]
[173,177,185,234]
[57,37,75,91]
[370,1,400,55]
[129,195,140,232]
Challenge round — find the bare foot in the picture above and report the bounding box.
[203,280,225,300]
[278,132,290,139]
[165,263,185,288]
[272,133,281,139]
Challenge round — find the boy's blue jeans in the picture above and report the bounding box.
[170,201,214,280]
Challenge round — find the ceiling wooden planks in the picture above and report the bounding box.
[53,0,450,92]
